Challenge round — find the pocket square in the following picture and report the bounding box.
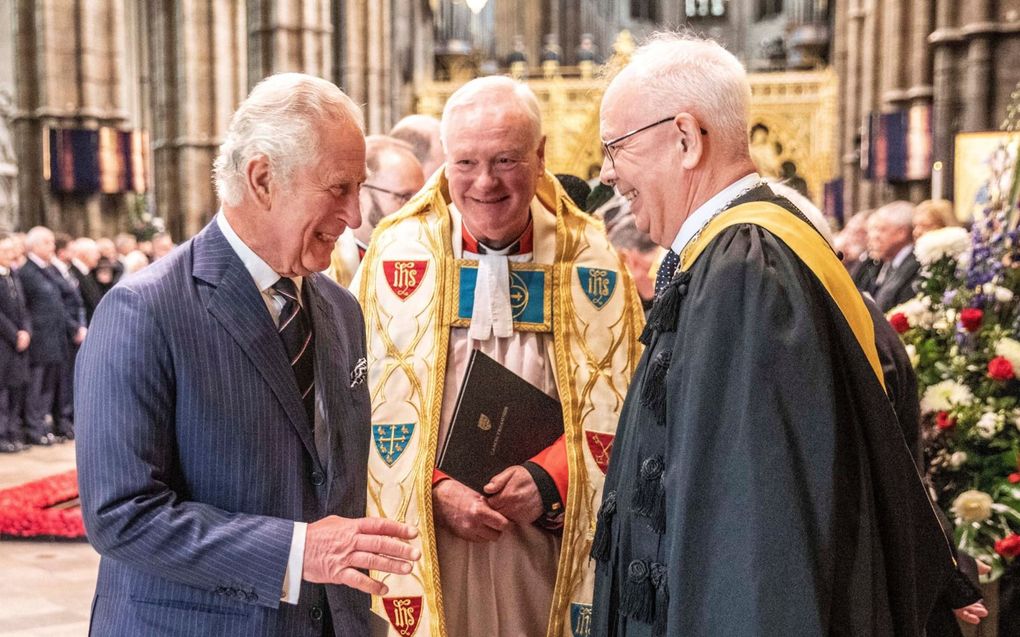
[350,357,367,388]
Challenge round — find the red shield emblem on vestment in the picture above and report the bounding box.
[382,596,423,637]
[585,431,614,474]
[383,260,428,301]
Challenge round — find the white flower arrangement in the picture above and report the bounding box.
[887,296,934,329]
[950,451,969,469]
[976,412,1002,439]
[913,226,972,265]
[995,337,1020,370]
[953,489,994,523]
[983,283,1015,303]
[920,379,975,414]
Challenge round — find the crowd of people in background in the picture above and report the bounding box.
[0,227,175,452]
[834,198,960,310]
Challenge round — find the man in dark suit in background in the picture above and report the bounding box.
[76,72,419,637]
[866,200,920,311]
[0,234,31,453]
[52,233,88,440]
[18,226,83,445]
[68,238,105,323]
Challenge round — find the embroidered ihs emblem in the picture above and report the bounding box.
[383,260,428,300]
[576,267,617,310]
[570,602,593,637]
[373,423,415,467]
[382,596,423,637]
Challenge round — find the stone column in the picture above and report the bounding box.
[149,0,247,239]
[247,0,332,86]
[929,0,958,191]
[837,0,861,217]
[961,0,993,131]
[13,0,131,236]
[856,0,880,209]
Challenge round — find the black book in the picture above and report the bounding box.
[437,350,563,493]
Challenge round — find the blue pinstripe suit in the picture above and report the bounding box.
[75,220,374,636]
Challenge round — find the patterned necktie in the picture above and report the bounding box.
[654,249,680,297]
[272,277,315,426]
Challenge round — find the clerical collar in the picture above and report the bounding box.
[462,218,534,255]
[670,172,762,257]
[0,265,9,276]
[216,212,302,297]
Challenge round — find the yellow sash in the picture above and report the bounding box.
[679,201,886,390]
[355,170,645,637]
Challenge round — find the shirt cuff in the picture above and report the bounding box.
[281,521,307,605]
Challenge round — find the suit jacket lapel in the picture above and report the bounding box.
[192,222,322,468]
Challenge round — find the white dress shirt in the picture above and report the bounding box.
[670,172,763,257]
[217,212,307,605]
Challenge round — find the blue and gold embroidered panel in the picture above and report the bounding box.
[454,259,553,332]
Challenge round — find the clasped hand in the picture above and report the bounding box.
[432,465,541,543]
[302,516,420,596]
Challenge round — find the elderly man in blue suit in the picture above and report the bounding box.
[76,73,420,636]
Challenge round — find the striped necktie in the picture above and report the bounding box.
[272,277,315,426]
[654,249,680,297]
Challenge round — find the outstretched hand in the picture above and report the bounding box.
[302,516,420,596]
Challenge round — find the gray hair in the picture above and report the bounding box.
[623,32,750,156]
[874,200,915,229]
[24,226,54,249]
[440,76,542,150]
[213,73,364,207]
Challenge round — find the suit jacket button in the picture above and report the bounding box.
[310,605,324,621]
[310,471,325,486]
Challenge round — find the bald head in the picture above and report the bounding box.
[25,226,56,261]
[356,135,426,245]
[606,34,751,158]
[599,32,756,247]
[390,115,444,178]
[440,76,542,153]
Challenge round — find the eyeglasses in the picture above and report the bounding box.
[362,183,415,205]
[601,115,708,169]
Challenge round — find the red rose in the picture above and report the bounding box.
[960,308,984,332]
[889,313,910,334]
[1009,473,1020,484]
[988,356,1016,381]
[936,411,956,430]
[995,534,1020,559]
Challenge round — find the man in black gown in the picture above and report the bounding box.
[590,32,955,636]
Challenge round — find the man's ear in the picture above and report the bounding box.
[535,135,547,173]
[245,155,273,209]
[674,113,705,170]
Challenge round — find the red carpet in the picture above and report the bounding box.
[0,469,86,541]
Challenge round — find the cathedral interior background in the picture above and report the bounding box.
[2,0,1017,240]
[3,2,1020,637]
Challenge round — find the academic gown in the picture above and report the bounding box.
[590,189,953,636]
